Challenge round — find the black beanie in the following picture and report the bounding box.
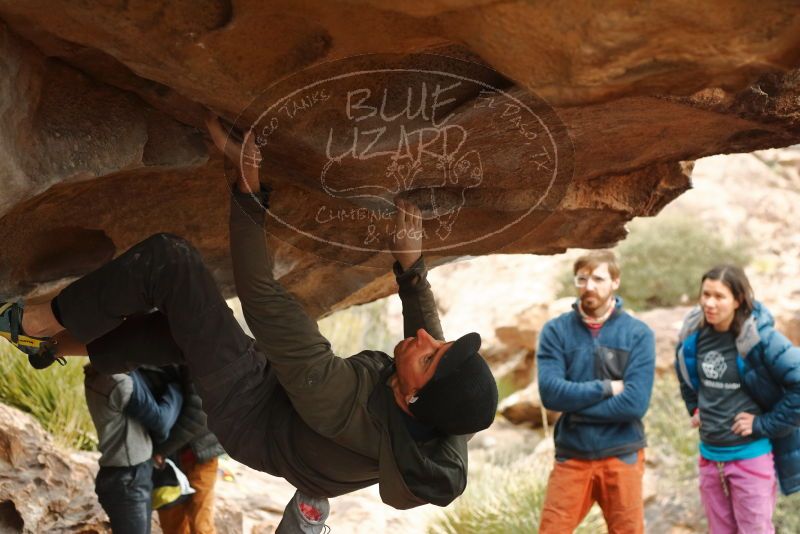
[408,332,498,435]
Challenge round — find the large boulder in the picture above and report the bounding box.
[636,306,694,375]
[776,309,800,347]
[0,403,106,533]
[485,303,550,389]
[498,381,560,428]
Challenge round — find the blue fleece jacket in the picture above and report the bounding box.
[537,298,656,459]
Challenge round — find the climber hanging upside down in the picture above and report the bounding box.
[0,114,498,533]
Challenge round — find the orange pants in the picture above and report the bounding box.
[158,456,219,534]
[539,450,645,534]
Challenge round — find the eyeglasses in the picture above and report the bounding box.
[574,274,610,287]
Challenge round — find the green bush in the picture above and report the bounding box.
[775,493,800,532]
[646,374,699,479]
[428,443,606,534]
[318,299,396,356]
[558,214,752,311]
[0,342,97,451]
[495,375,519,404]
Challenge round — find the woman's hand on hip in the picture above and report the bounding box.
[690,410,701,428]
[732,412,756,436]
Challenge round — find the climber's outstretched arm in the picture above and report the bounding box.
[205,114,261,195]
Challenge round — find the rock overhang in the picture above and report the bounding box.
[0,1,799,316]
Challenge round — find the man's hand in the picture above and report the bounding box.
[205,112,261,194]
[153,453,166,470]
[237,130,262,194]
[611,380,624,396]
[732,412,755,436]
[205,112,241,164]
[391,199,423,271]
[691,410,701,428]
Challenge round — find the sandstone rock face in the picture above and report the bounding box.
[0,403,106,533]
[778,312,800,347]
[485,304,549,389]
[0,3,799,315]
[498,381,560,428]
[636,306,693,376]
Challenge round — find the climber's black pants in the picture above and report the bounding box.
[54,233,279,470]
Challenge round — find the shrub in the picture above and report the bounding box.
[775,493,800,532]
[646,374,699,479]
[495,375,519,404]
[642,375,709,531]
[428,442,605,533]
[318,299,396,356]
[558,214,752,311]
[0,341,97,451]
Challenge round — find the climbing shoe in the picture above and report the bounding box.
[275,490,330,534]
[0,301,64,369]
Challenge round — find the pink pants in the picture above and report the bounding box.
[698,452,777,534]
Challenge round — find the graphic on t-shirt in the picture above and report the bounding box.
[701,351,727,380]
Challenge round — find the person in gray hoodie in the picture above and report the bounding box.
[84,365,182,534]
